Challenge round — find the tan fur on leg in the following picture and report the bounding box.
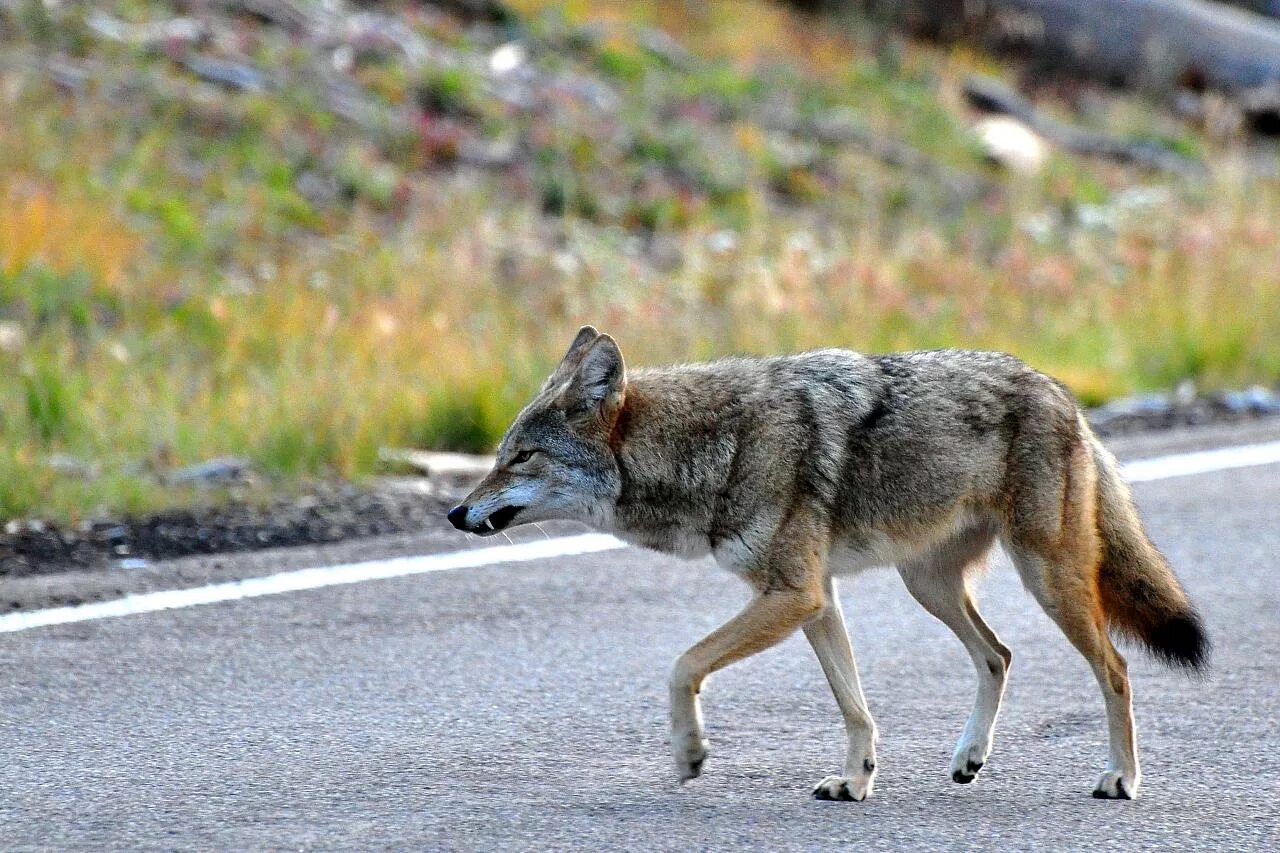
[804,577,879,801]
[669,509,828,781]
[898,524,1009,786]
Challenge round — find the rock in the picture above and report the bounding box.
[639,27,693,70]
[0,321,26,354]
[179,55,268,92]
[168,457,253,486]
[706,229,739,254]
[1088,392,1176,433]
[45,454,101,479]
[489,42,526,76]
[550,71,618,113]
[44,59,92,94]
[85,10,207,48]
[457,135,522,169]
[1216,386,1280,415]
[295,169,341,207]
[974,116,1047,173]
[1174,379,1197,408]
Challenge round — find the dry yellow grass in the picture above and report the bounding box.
[0,186,140,285]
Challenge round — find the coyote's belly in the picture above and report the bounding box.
[828,505,992,576]
[828,532,918,576]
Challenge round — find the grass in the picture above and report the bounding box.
[0,0,1278,521]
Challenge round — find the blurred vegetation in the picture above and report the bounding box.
[1,0,1278,521]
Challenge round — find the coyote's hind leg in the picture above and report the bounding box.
[897,526,1009,785]
[1003,435,1141,800]
[1008,545,1140,799]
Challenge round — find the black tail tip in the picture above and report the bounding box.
[1148,611,1211,673]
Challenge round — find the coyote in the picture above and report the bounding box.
[447,326,1208,801]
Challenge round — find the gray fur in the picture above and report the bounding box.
[449,329,1203,801]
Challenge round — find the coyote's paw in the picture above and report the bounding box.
[949,740,990,784]
[812,773,873,802]
[1092,770,1139,800]
[671,731,708,781]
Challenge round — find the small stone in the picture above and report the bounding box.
[0,321,25,354]
[639,27,692,70]
[489,42,526,76]
[707,229,738,254]
[169,457,253,486]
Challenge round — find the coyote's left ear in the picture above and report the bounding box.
[543,325,600,391]
[563,334,626,426]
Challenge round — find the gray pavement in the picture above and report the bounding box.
[2,428,1279,850]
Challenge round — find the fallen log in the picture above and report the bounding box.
[892,0,1280,94]
[963,74,1205,174]
[179,54,269,92]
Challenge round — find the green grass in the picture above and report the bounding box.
[0,0,1278,521]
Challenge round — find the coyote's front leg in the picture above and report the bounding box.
[669,587,824,779]
[669,511,828,781]
[804,576,879,801]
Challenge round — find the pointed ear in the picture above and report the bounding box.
[561,325,600,363]
[543,325,600,390]
[564,334,626,424]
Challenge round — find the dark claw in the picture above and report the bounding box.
[813,781,862,802]
[1092,779,1132,800]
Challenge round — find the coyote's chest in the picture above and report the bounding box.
[612,523,715,560]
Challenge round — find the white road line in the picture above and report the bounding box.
[1119,440,1280,482]
[0,533,626,634]
[2,439,1279,635]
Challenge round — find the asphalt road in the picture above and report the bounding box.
[2,426,1279,850]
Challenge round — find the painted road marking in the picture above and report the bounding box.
[3,439,1280,634]
[0,534,627,634]
[1120,440,1280,483]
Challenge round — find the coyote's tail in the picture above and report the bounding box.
[1086,428,1210,672]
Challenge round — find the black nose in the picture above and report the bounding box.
[447,505,469,530]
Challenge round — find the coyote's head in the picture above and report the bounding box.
[447,326,626,536]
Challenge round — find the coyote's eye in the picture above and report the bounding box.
[512,449,537,464]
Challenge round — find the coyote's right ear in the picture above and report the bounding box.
[543,325,601,390]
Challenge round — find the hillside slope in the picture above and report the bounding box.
[1,0,1278,520]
